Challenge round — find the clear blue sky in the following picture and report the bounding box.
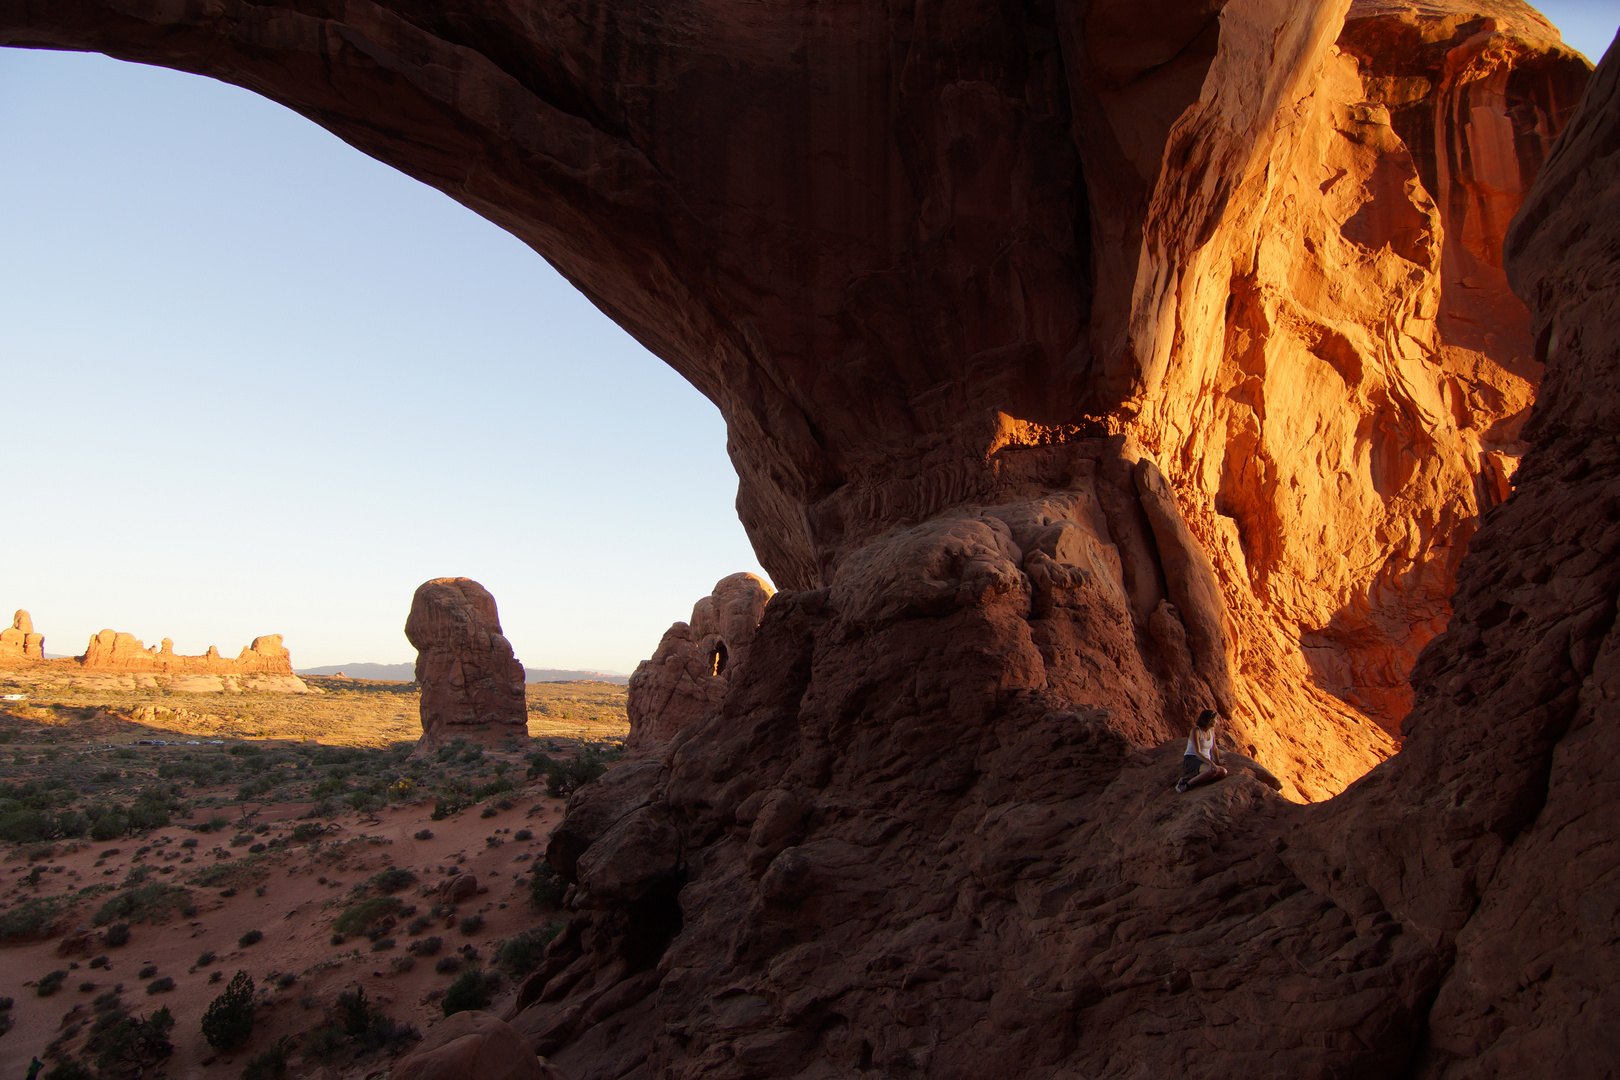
[0,5,1613,673]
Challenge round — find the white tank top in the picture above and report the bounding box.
[1186,726,1216,761]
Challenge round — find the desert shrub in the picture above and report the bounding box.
[200,971,256,1050]
[0,997,13,1009]
[276,972,298,989]
[369,938,395,952]
[0,897,60,942]
[527,744,618,798]
[180,838,198,849]
[391,955,416,973]
[37,969,68,996]
[514,828,533,841]
[494,924,562,980]
[146,977,175,994]
[90,813,129,841]
[309,777,348,799]
[79,981,97,993]
[43,1059,93,1080]
[458,914,484,936]
[484,834,503,847]
[241,1038,290,1080]
[478,806,497,819]
[94,1005,175,1078]
[441,968,500,1017]
[89,956,109,969]
[528,862,565,910]
[406,914,433,936]
[333,897,402,936]
[362,867,417,895]
[413,829,433,841]
[248,843,267,854]
[231,833,254,847]
[434,954,461,974]
[290,823,324,842]
[197,950,217,967]
[407,936,443,957]
[104,922,131,946]
[93,884,191,926]
[138,965,158,979]
[238,929,264,947]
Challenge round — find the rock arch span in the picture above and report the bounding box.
[4,1,1617,1076]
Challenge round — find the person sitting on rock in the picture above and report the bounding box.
[1176,708,1228,793]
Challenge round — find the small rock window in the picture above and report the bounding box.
[711,641,729,677]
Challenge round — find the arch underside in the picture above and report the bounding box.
[3,1,1616,1076]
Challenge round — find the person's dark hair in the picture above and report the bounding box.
[1196,709,1218,729]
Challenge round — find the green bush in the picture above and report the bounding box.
[43,1059,93,1080]
[407,936,442,957]
[104,922,131,946]
[494,924,562,980]
[363,867,417,895]
[92,884,191,926]
[413,829,434,841]
[94,1005,175,1077]
[200,971,256,1050]
[290,823,324,842]
[332,897,402,936]
[241,1038,290,1080]
[238,929,264,947]
[434,954,461,974]
[0,897,60,942]
[458,914,483,936]
[528,862,565,910]
[146,977,175,994]
[37,969,68,996]
[441,968,500,1017]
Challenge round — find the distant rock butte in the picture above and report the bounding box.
[625,573,774,756]
[0,610,44,662]
[80,630,293,675]
[0,608,306,686]
[405,577,528,749]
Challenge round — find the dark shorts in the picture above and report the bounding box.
[1182,754,1205,779]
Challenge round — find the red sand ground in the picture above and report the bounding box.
[0,791,568,1078]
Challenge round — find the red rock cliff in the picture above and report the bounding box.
[1,0,1613,1075]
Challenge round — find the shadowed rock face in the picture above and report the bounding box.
[406,577,528,748]
[626,573,775,757]
[3,0,1615,1075]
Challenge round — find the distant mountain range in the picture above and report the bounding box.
[295,662,630,685]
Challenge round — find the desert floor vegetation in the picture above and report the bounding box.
[0,673,618,1079]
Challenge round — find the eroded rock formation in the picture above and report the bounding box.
[2,0,1614,1075]
[79,629,293,674]
[0,0,1586,784]
[626,574,774,757]
[0,610,44,662]
[406,577,528,748]
[518,32,1620,1078]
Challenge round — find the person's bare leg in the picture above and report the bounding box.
[1187,765,1228,790]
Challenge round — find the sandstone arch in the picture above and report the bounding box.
[3,1,1616,1075]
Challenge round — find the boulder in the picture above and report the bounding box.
[624,573,773,755]
[439,873,479,905]
[392,1010,568,1080]
[405,578,528,749]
